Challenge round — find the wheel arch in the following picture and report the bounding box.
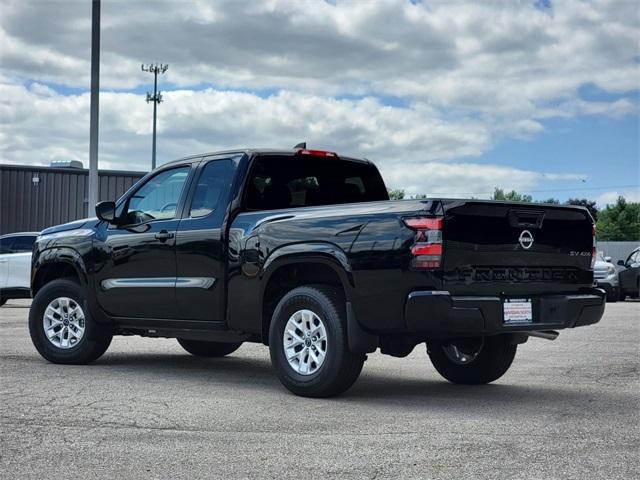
[32,248,88,297]
[259,247,354,346]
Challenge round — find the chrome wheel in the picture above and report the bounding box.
[283,309,328,375]
[42,297,85,349]
[442,338,484,365]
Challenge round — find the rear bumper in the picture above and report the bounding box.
[404,289,605,336]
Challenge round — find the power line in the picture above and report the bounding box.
[141,63,168,170]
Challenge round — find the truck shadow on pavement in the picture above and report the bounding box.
[88,350,629,409]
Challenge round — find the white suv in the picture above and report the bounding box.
[0,232,38,306]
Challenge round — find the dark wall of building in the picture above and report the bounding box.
[0,164,145,234]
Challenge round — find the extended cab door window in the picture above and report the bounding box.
[188,161,234,218]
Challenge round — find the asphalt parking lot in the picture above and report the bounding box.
[1,300,638,480]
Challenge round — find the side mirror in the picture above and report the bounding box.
[95,201,117,224]
[617,260,625,266]
[604,256,612,263]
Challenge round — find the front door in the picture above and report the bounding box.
[95,165,193,319]
[619,250,640,293]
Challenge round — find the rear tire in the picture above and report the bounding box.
[29,279,112,364]
[177,338,242,357]
[606,289,618,303]
[427,335,517,385]
[0,297,6,306]
[269,285,365,398]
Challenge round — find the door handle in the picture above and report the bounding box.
[154,230,174,241]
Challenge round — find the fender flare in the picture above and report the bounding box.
[260,242,354,300]
[259,243,378,353]
[32,247,89,293]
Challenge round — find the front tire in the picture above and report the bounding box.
[29,279,112,364]
[269,285,365,398]
[177,338,242,357]
[427,335,516,385]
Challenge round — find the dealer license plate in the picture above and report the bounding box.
[503,298,533,325]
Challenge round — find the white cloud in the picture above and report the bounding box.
[380,161,585,198]
[538,98,638,119]
[0,80,586,198]
[1,1,638,104]
[597,189,640,207]
[0,0,637,197]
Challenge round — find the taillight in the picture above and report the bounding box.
[591,225,596,269]
[403,217,443,269]
[296,149,338,158]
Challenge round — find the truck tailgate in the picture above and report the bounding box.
[441,201,594,294]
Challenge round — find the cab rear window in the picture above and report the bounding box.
[245,155,388,210]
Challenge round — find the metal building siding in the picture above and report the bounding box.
[597,241,640,264]
[0,164,145,234]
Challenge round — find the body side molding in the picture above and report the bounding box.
[101,277,216,290]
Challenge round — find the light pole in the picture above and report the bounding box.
[88,0,100,211]
[141,63,168,170]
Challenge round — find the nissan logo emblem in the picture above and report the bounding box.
[519,230,534,250]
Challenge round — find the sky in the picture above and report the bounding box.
[0,0,638,206]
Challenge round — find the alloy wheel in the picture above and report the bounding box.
[282,309,328,375]
[42,297,85,349]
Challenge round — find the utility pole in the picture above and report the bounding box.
[141,63,168,170]
[88,0,100,211]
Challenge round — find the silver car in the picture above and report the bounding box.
[594,251,619,302]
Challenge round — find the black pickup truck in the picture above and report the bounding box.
[29,147,605,397]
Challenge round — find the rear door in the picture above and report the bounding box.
[174,155,239,321]
[441,201,594,295]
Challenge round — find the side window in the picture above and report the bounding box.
[629,251,639,265]
[11,236,36,253]
[124,167,190,225]
[189,160,233,218]
[0,237,15,254]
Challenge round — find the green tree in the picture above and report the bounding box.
[388,189,405,200]
[597,196,640,240]
[492,187,533,202]
[410,193,428,199]
[567,198,599,221]
[539,197,561,205]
